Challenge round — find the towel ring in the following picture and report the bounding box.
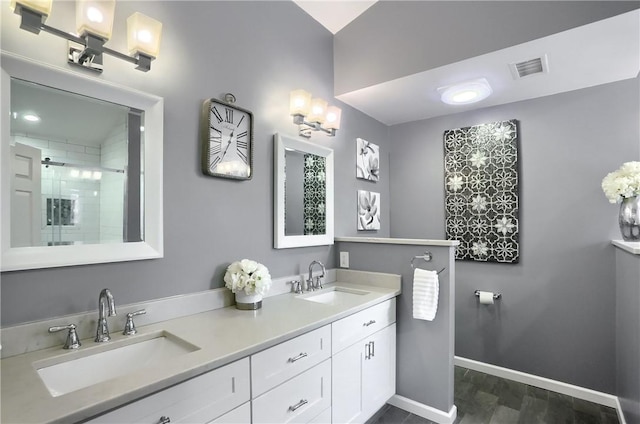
[410,251,445,274]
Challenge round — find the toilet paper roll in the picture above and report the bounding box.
[478,290,495,305]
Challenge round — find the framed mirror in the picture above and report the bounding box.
[274,133,334,249]
[1,51,163,271]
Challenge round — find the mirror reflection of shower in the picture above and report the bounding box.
[41,158,126,246]
[9,78,144,248]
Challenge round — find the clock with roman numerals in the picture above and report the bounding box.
[201,96,253,180]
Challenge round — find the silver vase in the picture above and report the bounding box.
[619,196,640,241]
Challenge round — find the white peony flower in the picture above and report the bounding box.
[224,259,272,295]
[602,161,640,203]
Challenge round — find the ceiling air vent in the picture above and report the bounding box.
[509,55,549,79]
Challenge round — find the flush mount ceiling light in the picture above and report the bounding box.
[22,113,41,122]
[10,0,162,72]
[438,78,493,105]
[290,89,342,138]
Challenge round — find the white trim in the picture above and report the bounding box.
[273,133,334,249]
[612,240,640,255]
[1,51,163,271]
[335,237,459,247]
[454,356,626,423]
[388,395,457,424]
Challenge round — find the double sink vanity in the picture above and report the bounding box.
[1,270,401,424]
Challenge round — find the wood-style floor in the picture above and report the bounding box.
[367,366,620,424]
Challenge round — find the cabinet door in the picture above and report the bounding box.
[331,341,364,424]
[362,323,396,418]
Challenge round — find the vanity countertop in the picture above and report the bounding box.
[1,281,400,424]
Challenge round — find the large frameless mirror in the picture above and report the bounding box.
[1,52,163,271]
[274,133,334,248]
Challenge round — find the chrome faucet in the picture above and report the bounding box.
[95,288,116,342]
[307,260,326,291]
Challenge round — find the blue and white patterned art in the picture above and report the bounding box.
[444,120,520,263]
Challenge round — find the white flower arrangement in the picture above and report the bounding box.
[602,161,640,204]
[224,259,272,296]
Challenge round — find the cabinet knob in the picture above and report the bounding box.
[158,416,171,424]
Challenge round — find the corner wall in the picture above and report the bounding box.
[387,77,640,393]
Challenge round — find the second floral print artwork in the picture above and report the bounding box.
[357,190,380,231]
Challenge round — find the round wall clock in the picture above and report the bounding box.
[201,96,253,180]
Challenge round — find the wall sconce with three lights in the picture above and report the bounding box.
[289,89,342,138]
[10,0,162,72]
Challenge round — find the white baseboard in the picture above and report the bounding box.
[454,356,626,424]
[388,395,457,424]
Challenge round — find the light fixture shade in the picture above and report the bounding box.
[324,106,342,130]
[308,98,328,124]
[290,89,312,116]
[439,78,493,105]
[76,0,115,40]
[10,0,52,16]
[127,12,163,58]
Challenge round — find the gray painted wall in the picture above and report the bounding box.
[336,241,456,414]
[334,1,639,95]
[0,1,391,325]
[616,249,640,424]
[387,78,640,393]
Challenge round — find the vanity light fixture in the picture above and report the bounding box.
[290,89,342,138]
[438,78,493,105]
[10,0,162,73]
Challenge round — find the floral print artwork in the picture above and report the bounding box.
[444,119,520,263]
[357,190,380,230]
[356,138,380,182]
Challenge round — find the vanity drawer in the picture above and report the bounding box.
[251,324,331,397]
[252,359,331,424]
[332,298,396,354]
[87,358,250,424]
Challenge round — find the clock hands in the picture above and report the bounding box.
[219,129,235,162]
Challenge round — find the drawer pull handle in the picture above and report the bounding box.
[363,319,376,327]
[288,352,308,363]
[289,399,308,412]
[370,340,375,357]
[158,417,171,424]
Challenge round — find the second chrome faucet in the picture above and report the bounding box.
[95,288,116,342]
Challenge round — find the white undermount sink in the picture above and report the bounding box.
[36,331,199,397]
[298,286,370,305]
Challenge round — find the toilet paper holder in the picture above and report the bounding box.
[474,290,501,300]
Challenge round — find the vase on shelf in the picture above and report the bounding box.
[619,196,640,241]
[234,291,262,310]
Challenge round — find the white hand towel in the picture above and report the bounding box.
[413,268,439,321]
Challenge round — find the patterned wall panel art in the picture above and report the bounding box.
[444,119,520,263]
[356,138,380,181]
[357,190,380,230]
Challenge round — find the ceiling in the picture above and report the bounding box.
[293,0,377,34]
[293,2,640,126]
